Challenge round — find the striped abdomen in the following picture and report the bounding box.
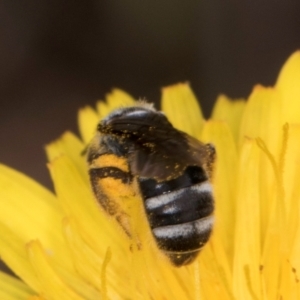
[139,166,214,266]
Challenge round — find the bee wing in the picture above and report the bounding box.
[100,108,215,181]
[129,129,215,181]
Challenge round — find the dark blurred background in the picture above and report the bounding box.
[1,0,300,188]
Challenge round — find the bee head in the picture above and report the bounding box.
[97,105,168,137]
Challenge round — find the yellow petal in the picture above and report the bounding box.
[278,258,300,300]
[289,218,300,299]
[0,221,40,291]
[276,51,300,123]
[199,242,233,300]
[239,85,282,157]
[77,106,100,144]
[54,262,103,300]
[0,269,34,300]
[0,164,74,273]
[161,83,204,139]
[62,217,124,300]
[96,89,136,119]
[233,139,261,299]
[45,131,88,183]
[46,131,84,163]
[279,124,300,299]
[239,87,284,234]
[261,223,282,300]
[258,135,285,299]
[282,124,300,222]
[78,89,135,145]
[48,155,129,256]
[95,101,109,120]
[201,120,238,261]
[27,240,84,300]
[211,94,246,143]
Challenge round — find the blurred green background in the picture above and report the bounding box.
[1,0,300,189]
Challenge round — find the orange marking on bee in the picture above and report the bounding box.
[91,154,129,172]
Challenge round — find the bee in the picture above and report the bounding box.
[87,103,215,266]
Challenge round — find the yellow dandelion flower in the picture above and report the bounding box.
[0,51,300,299]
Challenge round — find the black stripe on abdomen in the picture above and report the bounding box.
[153,215,214,252]
[144,182,213,227]
[89,167,132,184]
[139,165,207,199]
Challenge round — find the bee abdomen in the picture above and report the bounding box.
[142,179,214,266]
[152,215,214,252]
[145,182,213,227]
[145,182,213,250]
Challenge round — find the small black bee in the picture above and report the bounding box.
[87,103,215,266]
